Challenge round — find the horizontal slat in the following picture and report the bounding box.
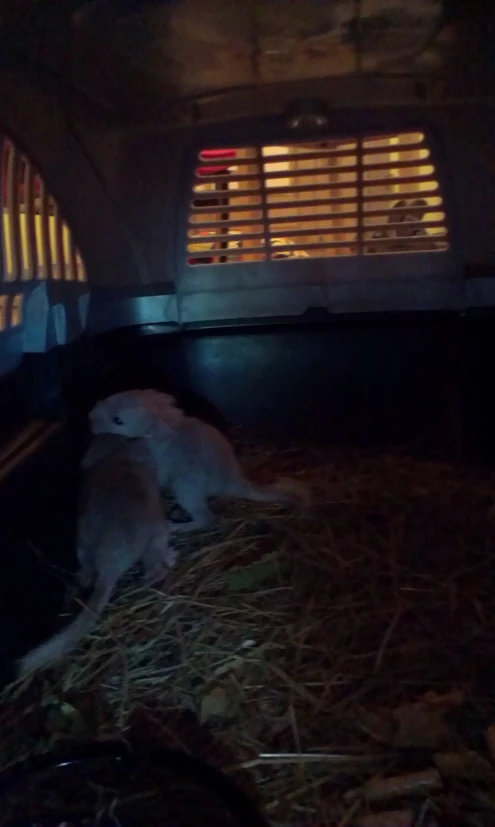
[266,190,440,209]
[191,236,450,259]
[190,191,440,218]
[268,213,445,232]
[273,230,448,248]
[192,176,439,201]
[188,226,448,249]
[194,158,432,187]
[363,236,448,252]
[270,228,358,241]
[195,175,256,187]
[193,189,263,200]
[270,240,357,253]
[197,165,257,177]
[191,217,356,232]
[363,160,432,173]
[189,216,269,230]
[196,149,340,170]
[188,231,449,259]
[189,226,362,245]
[196,148,359,168]
[361,135,425,150]
[364,176,439,191]
[198,150,256,162]
[365,236,449,247]
[365,245,449,255]
[194,182,349,199]
[190,206,445,231]
[197,164,256,174]
[195,141,426,170]
[194,169,356,186]
[192,166,357,187]
[191,238,359,257]
[267,143,423,160]
[190,216,346,231]
[190,201,263,214]
[198,150,353,167]
[190,251,266,261]
[261,146,427,166]
[198,149,357,167]
[365,235,448,245]
[363,205,443,218]
[363,170,436,184]
[188,230,263,245]
[364,219,447,234]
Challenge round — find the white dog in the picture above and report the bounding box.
[90,389,310,533]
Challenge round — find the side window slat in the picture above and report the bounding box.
[187,133,449,266]
[1,138,87,284]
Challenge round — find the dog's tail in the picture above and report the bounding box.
[17,576,115,679]
[231,476,311,511]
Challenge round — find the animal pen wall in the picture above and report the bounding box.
[0,71,494,452]
[0,63,492,668]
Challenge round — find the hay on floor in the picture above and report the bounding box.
[2,438,495,824]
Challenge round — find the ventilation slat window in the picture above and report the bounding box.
[0,293,23,332]
[38,179,52,281]
[4,144,22,277]
[1,139,87,282]
[23,160,38,280]
[53,202,66,281]
[187,133,449,265]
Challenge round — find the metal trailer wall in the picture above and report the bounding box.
[0,67,494,670]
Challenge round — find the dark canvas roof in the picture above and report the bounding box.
[0,0,491,114]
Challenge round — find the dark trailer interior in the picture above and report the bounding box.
[1,0,495,822]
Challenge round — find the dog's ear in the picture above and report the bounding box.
[159,391,180,409]
[141,389,185,433]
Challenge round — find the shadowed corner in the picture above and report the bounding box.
[0,642,20,693]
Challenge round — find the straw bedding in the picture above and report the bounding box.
[2,435,495,824]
